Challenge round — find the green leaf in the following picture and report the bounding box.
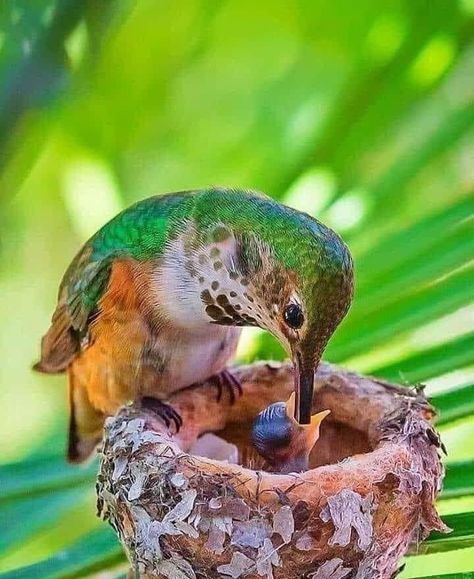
[369,332,474,383]
[421,512,474,554]
[353,218,474,314]
[327,265,473,362]
[412,574,474,579]
[0,455,97,502]
[441,461,474,500]
[354,196,473,283]
[0,485,91,553]
[362,102,474,209]
[432,385,474,427]
[0,528,125,579]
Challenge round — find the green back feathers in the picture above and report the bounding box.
[90,192,194,261]
[61,193,194,330]
[61,188,352,332]
[192,189,353,334]
[193,189,351,276]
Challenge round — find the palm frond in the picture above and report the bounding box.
[432,386,474,427]
[422,512,474,555]
[0,529,124,579]
[369,332,474,383]
[441,461,474,501]
[0,455,96,502]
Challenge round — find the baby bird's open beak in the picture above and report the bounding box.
[251,394,330,474]
[305,409,331,449]
[286,392,330,453]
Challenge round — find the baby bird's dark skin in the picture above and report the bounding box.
[252,394,329,474]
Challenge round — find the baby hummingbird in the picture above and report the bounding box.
[252,394,330,473]
[35,188,353,462]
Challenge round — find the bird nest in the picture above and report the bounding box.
[96,362,447,579]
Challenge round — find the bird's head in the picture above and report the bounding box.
[252,393,330,473]
[161,190,353,424]
[243,222,354,424]
[196,197,354,425]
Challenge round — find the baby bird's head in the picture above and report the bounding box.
[251,394,330,474]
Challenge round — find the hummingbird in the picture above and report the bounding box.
[252,394,330,473]
[35,188,353,462]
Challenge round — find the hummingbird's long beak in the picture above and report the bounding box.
[293,352,315,425]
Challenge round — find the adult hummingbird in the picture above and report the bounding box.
[35,188,353,462]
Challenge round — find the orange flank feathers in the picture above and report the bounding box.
[67,259,151,462]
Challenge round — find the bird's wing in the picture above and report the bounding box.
[34,191,197,373]
[63,247,113,333]
[34,245,113,373]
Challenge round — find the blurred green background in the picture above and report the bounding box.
[0,0,473,577]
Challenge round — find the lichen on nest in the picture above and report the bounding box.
[96,361,447,579]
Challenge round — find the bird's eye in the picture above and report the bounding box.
[283,303,304,329]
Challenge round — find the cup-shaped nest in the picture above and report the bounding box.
[97,362,447,579]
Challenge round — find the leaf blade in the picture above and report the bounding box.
[432,385,474,427]
[0,528,124,579]
[355,196,474,281]
[0,455,97,502]
[421,512,474,555]
[327,265,474,362]
[0,485,91,553]
[368,332,474,383]
[440,461,474,500]
[411,573,474,579]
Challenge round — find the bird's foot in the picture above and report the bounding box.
[140,397,183,433]
[209,369,243,404]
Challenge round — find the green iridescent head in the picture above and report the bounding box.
[188,189,354,423]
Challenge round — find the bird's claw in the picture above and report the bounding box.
[140,397,183,432]
[210,369,243,404]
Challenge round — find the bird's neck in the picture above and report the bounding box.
[150,224,275,334]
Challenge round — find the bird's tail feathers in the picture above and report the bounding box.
[33,304,79,374]
[67,368,104,463]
